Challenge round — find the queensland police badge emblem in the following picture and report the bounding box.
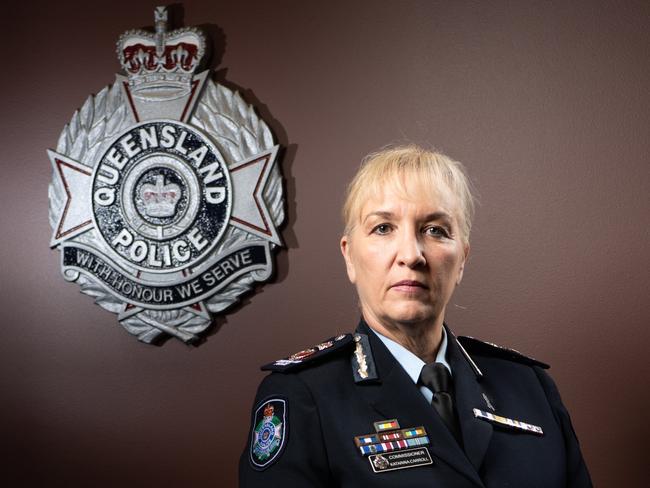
[48,7,284,344]
[249,399,287,470]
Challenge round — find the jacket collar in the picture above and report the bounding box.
[354,318,492,484]
[446,324,494,471]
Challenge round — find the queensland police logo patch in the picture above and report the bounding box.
[250,398,287,470]
[48,7,284,344]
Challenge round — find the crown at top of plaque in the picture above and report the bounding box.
[117,6,206,89]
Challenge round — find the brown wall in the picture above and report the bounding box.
[2,1,648,486]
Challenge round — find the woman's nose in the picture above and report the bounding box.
[396,231,426,268]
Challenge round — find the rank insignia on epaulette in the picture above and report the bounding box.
[473,408,544,435]
[288,348,317,361]
[261,334,353,371]
[353,420,433,473]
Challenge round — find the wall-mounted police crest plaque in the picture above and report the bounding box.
[48,7,285,344]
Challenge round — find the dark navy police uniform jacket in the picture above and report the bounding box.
[240,320,592,487]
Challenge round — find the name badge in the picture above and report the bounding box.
[369,447,433,473]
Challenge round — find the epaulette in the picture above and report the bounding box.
[261,334,354,372]
[457,336,550,369]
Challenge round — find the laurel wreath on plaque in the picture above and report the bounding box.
[48,10,285,343]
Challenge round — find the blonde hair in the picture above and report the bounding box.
[342,145,475,244]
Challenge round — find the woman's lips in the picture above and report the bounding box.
[391,280,428,292]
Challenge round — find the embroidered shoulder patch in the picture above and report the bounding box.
[457,336,550,369]
[261,333,354,372]
[249,397,288,470]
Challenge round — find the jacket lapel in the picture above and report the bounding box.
[446,327,494,471]
[354,321,484,487]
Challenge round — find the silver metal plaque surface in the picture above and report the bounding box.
[48,7,285,344]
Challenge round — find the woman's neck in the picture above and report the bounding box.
[363,311,444,364]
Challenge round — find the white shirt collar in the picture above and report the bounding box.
[371,326,452,403]
[371,326,452,382]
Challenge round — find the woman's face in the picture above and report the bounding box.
[341,181,468,331]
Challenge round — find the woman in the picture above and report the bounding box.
[240,145,592,487]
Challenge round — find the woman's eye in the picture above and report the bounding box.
[372,223,392,235]
[424,226,450,238]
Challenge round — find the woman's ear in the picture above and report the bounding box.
[340,235,356,284]
[456,243,470,286]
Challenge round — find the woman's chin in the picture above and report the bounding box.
[381,305,438,327]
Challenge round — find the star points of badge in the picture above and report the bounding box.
[48,7,285,344]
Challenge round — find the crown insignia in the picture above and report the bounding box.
[117,6,205,92]
[263,403,275,418]
[141,175,181,218]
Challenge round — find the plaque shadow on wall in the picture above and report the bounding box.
[164,4,298,345]
[196,19,298,345]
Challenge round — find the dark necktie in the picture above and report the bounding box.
[419,362,463,445]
